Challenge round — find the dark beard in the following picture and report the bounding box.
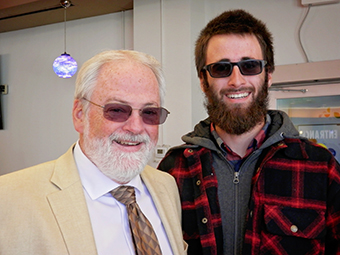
[204,78,269,135]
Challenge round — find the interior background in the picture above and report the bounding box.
[1,0,339,174]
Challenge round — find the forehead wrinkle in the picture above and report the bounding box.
[103,98,160,108]
[93,60,160,109]
[217,57,254,63]
[206,34,262,63]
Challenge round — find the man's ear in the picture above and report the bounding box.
[73,99,85,134]
[199,71,209,93]
[267,71,273,88]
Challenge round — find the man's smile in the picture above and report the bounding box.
[226,92,250,99]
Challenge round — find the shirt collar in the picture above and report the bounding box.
[73,142,143,200]
[211,114,271,155]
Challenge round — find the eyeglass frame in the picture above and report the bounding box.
[202,59,267,78]
[81,98,170,125]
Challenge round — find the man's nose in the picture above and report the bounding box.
[227,66,247,87]
[121,110,144,134]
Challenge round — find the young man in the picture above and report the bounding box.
[158,10,340,255]
[0,50,187,255]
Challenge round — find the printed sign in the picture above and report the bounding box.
[298,124,340,163]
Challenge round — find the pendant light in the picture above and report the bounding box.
[53,0,77,78]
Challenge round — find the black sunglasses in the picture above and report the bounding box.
[82,98,170,125]
[202,59,267,78]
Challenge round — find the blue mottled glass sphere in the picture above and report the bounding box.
[53,53,78,78]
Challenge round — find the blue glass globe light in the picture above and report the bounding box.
[53,53,77,78]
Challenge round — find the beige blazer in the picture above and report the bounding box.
[0,145,187,255]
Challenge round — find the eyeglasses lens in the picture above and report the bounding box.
[103,104,131,122]
[239,60,262,75]
[103,104,168,125]
[207,60,264,78]
[141,108,167,125]
[210,63,233,78]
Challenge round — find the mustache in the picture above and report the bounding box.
[109,132,151,144]
[219,87,255,95]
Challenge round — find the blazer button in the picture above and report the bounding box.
[196,180,201,186]
[290,225,298,233]
[202,218,208,224]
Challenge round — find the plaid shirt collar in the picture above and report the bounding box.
[211,114,271,163]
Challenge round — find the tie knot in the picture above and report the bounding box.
[111,185,136,206]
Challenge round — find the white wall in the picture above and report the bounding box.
[0,11,133,175]
[134,0,207,148]
[1,0,340,174]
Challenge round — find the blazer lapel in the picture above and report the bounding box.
[141,166,183,255]
[47,145,97,255]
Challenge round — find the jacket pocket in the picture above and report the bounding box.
[264,204,326,239]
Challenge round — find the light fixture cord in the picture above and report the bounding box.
[64,7,67,53]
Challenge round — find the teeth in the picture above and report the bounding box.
[227,92,249,99]
[117,141,140,146]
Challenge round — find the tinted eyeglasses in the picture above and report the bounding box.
[202,59,267,78]
[82,98,170,125]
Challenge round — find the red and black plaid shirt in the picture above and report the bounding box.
[159,137,340,255]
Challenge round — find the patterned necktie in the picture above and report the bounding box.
[111,185,162,255]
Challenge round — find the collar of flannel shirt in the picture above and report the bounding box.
[211,114,271,170]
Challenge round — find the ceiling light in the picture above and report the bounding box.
[53,0,77,78]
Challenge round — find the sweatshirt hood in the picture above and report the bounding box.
[181,110,300,151]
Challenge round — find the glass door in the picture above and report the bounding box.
[269,83,340,163]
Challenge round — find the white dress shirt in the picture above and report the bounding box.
[73,142,173,255]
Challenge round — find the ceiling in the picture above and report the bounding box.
[0,0,133,33]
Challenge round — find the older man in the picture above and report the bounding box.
[0,50,187,255]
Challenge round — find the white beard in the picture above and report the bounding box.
[82,123,156,183]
